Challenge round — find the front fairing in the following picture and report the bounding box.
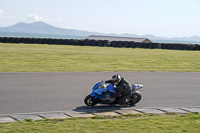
[91,82,116,98]
[92,82,108,95]
[92,88,108,95]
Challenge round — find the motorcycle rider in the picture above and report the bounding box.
[104,74,132,105]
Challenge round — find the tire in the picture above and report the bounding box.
[84,94,99,106]
[128,91,142,105]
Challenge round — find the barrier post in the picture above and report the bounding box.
[129,41,136,48]
[97,40,102,46]
[0,37,3,43]
[102,40,108,47]
[136,42,141,48]
[90,40,97,46]
[124,41,129,48]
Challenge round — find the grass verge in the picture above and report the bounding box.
[0,113,200,133]
[0,43,200,72]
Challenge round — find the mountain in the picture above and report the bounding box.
[0,22,158,38]
[0,21,102,36]
[0,22,200,43]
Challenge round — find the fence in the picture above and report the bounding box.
[0,37,199,50]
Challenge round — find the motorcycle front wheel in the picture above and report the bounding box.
[128,91,142,105]
[84,94,100,106]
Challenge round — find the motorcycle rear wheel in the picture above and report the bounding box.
[84,94,100,106]
[128,91,142,105]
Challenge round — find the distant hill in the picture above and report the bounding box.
[0,21,103,36]
[0,21,200,43]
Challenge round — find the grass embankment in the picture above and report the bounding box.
[0,43,200,72]
[0,113,200,133]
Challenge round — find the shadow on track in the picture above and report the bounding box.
[73,104,136,112]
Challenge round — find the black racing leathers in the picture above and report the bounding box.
[105,77,132,104]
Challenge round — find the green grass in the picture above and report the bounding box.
[0,43,200,72]
[1,113,200,133]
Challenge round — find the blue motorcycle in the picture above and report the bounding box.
[84,81,143,106]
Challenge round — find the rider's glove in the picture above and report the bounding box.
[101,81,106,84]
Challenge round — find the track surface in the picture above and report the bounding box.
[0,72,200,114]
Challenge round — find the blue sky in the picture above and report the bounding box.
[0,0,200,38]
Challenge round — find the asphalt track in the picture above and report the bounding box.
[0,72,200,115]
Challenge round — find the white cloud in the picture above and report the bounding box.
[26,14,61,22]
[27,14,47,21]
[53,18,61,22]
[0,9,16,21]
[0,9,4,16]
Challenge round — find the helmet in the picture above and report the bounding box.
[112,74,121,85]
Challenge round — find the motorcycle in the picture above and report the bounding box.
[84,81,143,106]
